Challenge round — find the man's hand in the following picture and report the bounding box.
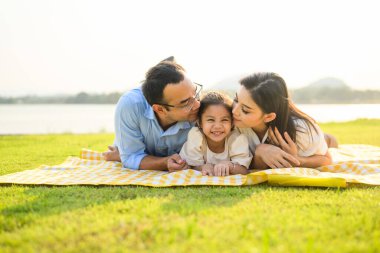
[167,154,188,172]
[102,146,121,162]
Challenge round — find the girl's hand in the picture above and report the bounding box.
[201,164,215,176]
[269,127,298,157]
[213,161,232,176]
[255,144,300,169]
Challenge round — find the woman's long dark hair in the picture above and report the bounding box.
[240,72,316,143]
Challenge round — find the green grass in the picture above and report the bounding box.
[1,119,380,253]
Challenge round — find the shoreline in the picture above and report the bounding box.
[0,119,379,136]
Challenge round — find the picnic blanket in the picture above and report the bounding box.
[0,145,379,188]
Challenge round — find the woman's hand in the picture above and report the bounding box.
[255,143,300,169]
[268,127,298,157]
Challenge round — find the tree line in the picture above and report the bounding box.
[1,87,380,104]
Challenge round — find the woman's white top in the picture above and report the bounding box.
[179,127,253,168]
[237,118,328,157]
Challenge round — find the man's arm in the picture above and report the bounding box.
[139,155,171,171]
[115,94,188,171]
[114,94,151,170]
[104,147,187,171]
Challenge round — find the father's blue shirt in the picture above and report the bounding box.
[114,88,193,170]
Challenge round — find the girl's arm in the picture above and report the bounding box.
[230,163,249,175]
[193,163,249,176]
[192,164,215,176]
[213,161,249,176]
[229,130,264,171]
[179,127,206,170]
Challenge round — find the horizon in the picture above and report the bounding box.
[1,76,380,98]
[1,0,380,96]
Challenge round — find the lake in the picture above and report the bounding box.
[0,104,379,134]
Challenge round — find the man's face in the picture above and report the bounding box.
[161,74,201,123]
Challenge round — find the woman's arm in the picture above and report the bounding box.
[252,144,300,169]
[297,151,332,168]
[252,150,269,170]
[267,127,332,168]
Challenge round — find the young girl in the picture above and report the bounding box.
[180,92,252,176]
[232,72,332,169]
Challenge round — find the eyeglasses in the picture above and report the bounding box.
[158,82,203,111]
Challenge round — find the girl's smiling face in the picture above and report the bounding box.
[232,85,272,132]
[200,104,232,145]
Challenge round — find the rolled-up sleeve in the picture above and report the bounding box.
[114,96,147,170]
[295,119,328,157]
[229,131,253,168]
[179,127,205,167]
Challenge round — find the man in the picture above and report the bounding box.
[103,57,201,172]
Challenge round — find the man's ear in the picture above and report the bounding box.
[152,104,166,115]
[263,112,276,123]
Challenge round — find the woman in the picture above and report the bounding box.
[233,72,335,169]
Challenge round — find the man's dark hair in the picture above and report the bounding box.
[142,61,186,106]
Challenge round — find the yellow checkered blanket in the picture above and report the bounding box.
[1,145,379,188]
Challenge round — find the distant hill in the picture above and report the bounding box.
[210,74,243,91]
[207,76,380,104]
[291,78,380,104]
[307,77,349,89]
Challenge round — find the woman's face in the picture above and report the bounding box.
[232,86,268,130]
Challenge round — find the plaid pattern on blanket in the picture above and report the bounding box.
[1,145,379,188]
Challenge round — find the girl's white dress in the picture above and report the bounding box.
[179,127,253,168]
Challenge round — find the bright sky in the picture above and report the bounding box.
[0,0,379,96]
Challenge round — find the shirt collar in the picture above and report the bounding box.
[243,128,269,145]
[162,121,193,137]
[262,129,269,143]
[144,105,193,136]
[144,105,155,120]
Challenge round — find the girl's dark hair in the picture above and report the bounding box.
[197,91,233,126]
[239,72,316,143]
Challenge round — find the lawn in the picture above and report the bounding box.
[1,119,380,253]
